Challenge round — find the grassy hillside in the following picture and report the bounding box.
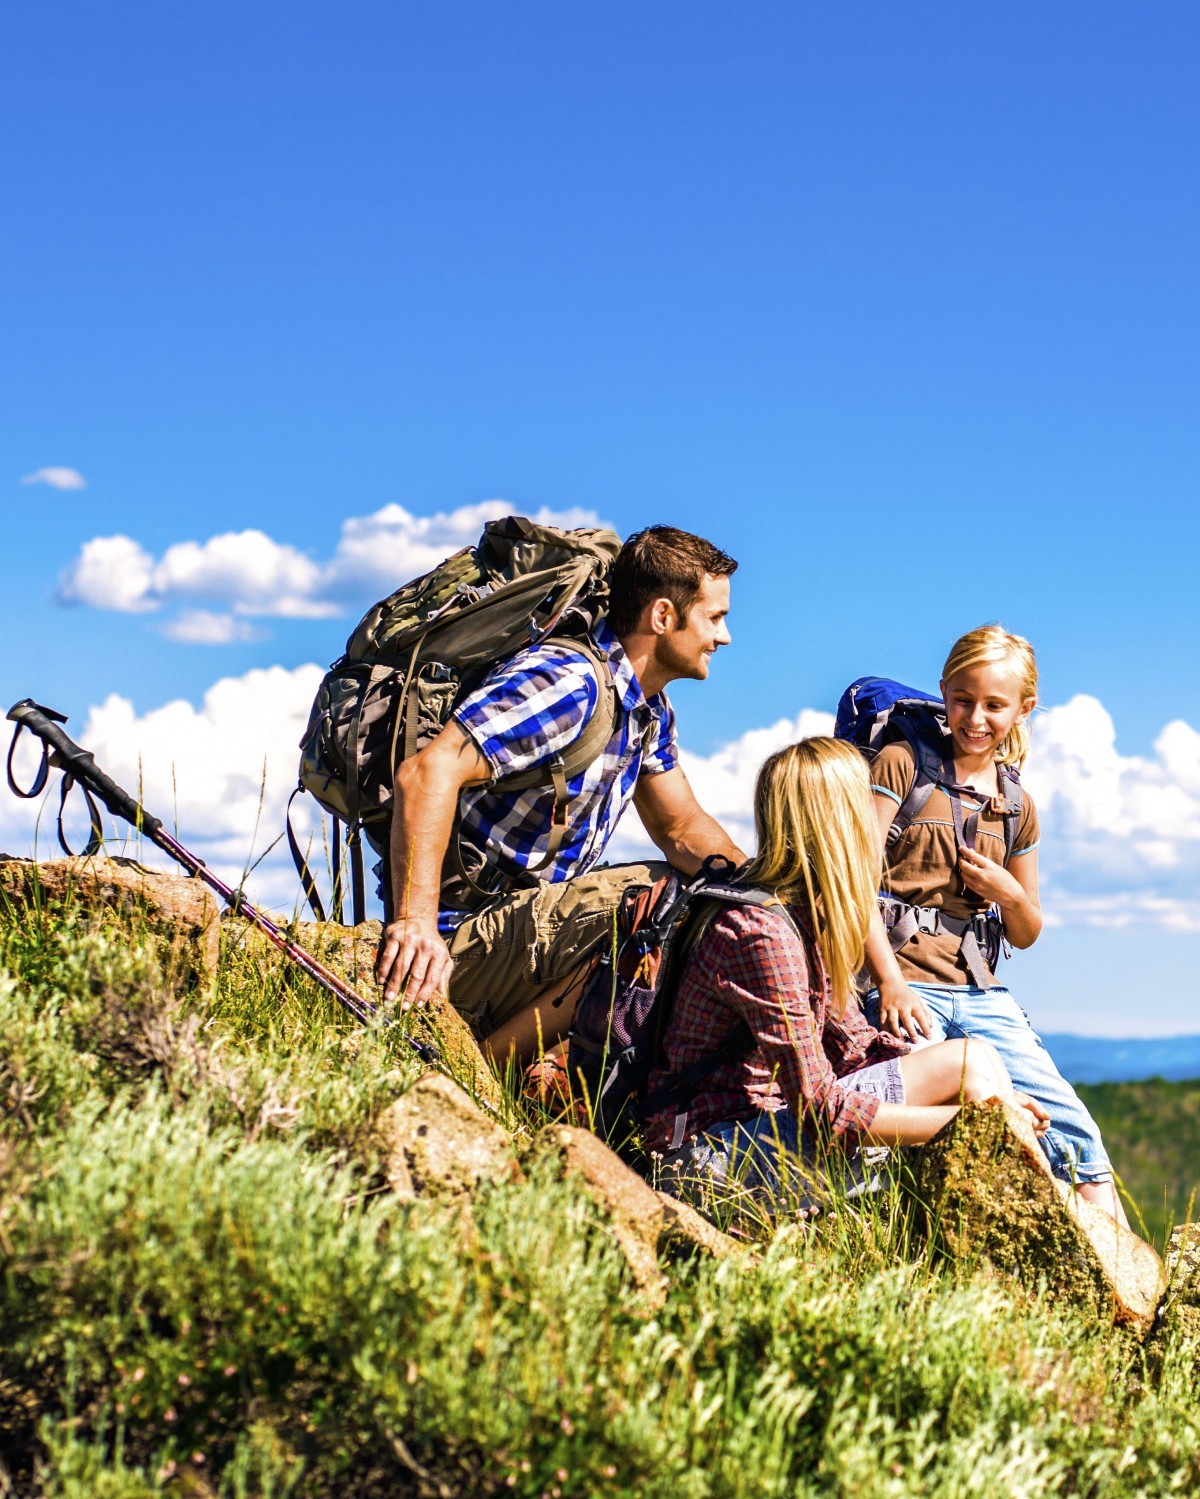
[1075,1079,1200,1251]
[2,890,1200,1497]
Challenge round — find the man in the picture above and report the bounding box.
[375,524,748,1060]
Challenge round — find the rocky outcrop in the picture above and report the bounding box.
[372,1081,745,1298]
[1154,1223,1200,1342]
[906,1098,1164,1333]
[0,855,220,988]
[376,1071,518,1201]
[223,917,502,1112]
[529,1124,747,1302]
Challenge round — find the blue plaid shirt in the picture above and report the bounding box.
[442,620,677,929]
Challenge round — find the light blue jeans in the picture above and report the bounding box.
[864,983,1114,1186]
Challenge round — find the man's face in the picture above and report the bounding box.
[655,573,732,682]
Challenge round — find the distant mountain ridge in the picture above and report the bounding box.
[1042,1034,1200,1084]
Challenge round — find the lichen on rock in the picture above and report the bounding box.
[905,1098,1163,1333]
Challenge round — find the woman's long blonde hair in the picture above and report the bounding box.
[942,624,1039,769]
[740,737,880,1016]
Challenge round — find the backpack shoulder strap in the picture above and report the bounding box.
[642,883,807,1145]
[554,636,622,783]
[997,763,1024,864]
[884,714,945,849]
[493,635,620,796]
[449,636,620,891]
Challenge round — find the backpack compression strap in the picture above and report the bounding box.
[878,895,1001,988]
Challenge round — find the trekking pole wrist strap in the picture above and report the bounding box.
[6,699,162,837]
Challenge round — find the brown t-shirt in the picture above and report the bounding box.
[871,741,1040,986]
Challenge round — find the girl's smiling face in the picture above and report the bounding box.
[940,660,1036,762]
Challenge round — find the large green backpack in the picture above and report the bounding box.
[291,514,622,923]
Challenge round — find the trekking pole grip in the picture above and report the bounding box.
[6,699,163,838]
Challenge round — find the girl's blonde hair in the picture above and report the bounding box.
[740,737,880,1015]
[942,624,1039,769]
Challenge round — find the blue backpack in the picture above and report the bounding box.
[835,676,1023,984]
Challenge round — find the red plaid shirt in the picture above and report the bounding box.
[644,901,909,1152]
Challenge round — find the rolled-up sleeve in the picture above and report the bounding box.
[638,697,679,778]
[706,911,883,1140]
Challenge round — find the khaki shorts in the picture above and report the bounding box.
[447,861,670,1038]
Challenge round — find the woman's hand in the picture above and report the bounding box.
[877,979,934,1042]
[1012,1091,1051,1137]
[957,846,1024,907]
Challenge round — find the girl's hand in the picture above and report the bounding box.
[1012,1091,1050,1137]
[878,979,934,1042]
[957,846,1023,907]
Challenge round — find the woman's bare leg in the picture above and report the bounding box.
[898,1038,1012,1107]
[900,1044,1131,1225]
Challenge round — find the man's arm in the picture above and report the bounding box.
[374,720,490,1008]
[633,764,748,873]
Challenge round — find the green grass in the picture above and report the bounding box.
[2,888,1200,1496]
[1075,1079,1200,1251]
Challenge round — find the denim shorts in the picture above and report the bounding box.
[658,1057,906,1213]
[864,983,1113,1186]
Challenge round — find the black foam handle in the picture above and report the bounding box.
[7,699,163,837]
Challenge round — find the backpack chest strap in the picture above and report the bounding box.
[937,753,1023,861]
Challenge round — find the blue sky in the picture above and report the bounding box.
[3,2,1199,1034]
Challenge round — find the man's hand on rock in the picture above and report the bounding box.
[375,916,454,1010]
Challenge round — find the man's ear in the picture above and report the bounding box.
[647,596,676,635]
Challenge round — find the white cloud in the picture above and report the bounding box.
[1020,694,1200,928]
[58,535,158,613]
[57,501,605,640]
[151,530,335,618]
[605,708,836,865]
[613,694,1200,932]
[1038,893,1200,935]
[22,467,86,490]
[0,665,328,914]
[160,610,266,645]
[7,665,1198,935]
[58,530,339,622]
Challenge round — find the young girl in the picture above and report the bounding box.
[863,624,1128,1225]
[647,737,1049,1206]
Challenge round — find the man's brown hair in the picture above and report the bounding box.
[606,525,737,637]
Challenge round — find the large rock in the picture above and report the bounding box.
[906,1099,1163,1332]
[907,1100,1164,1330]
[0,855,220,988]
[376,1071,518,1201]
[529,1124,746,1302]
[225,917,502,1112]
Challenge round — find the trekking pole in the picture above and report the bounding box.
[5,698,437,1062]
